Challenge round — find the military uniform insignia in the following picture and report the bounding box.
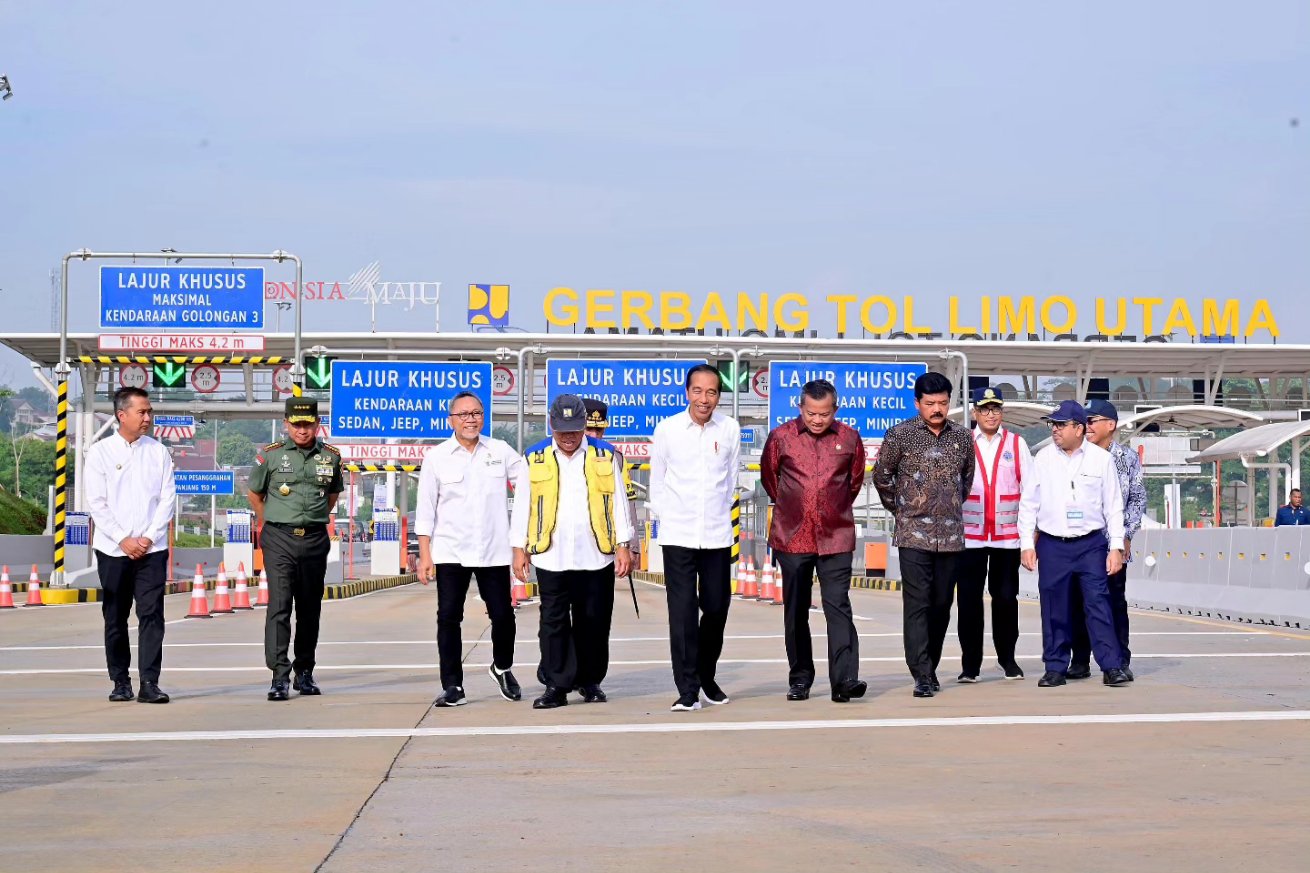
[278,484,292,496]
[319,442,341,456]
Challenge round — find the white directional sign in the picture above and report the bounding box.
[191,364,221,394]
[119,364,149,389]
[98,333,266,352]
[273,364,295,395]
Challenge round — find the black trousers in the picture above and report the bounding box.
[262,523,330,682]
[435,563,515,689]
[956,547,1022,675]
[776,551,859,689]
[536,565,615,690]
[898,547,960,681]
[96,549,168,684]
[1071,565,1130,668]
[661,545,733,698]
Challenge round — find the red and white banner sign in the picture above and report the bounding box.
[608,441,651,460]
[154,425,196,442]
[98,334,267,352]
[331,443,433,463]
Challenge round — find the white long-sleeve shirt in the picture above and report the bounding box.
[415,436,528,567]
[1018,441,1125,551]
[649,410,740,549]
[509,440,634,572]
[84,433,176,557]
[965,426,1033,551]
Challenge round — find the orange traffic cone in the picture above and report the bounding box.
[23,564,45,607]
[185,565,212,619]
[232,562,253,610]
[733,555,747,596]
[211,563,233,614]
[0,565,14,609]
[772,559,785,606]
[254,569,270,607]
[760,561,776,604]
[743,557,758,599]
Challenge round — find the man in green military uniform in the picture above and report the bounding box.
[247,398,344,701]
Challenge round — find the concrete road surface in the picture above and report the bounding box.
[2,579,1307,872]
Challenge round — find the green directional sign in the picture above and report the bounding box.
[717,360,749,393]
[152,361,187,388]
[304,356,335,390]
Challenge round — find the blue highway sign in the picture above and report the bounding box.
[100,265,265,330]
[175,471,235,495]
[331,361,492,440]
[546,359,704,437]
[768,361,926,439]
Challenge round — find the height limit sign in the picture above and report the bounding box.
[191,364,221,394]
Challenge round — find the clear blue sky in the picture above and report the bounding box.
[2,1,1307,384]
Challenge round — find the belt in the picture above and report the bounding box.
[266,522,326,538]
[1037,528,1103,543]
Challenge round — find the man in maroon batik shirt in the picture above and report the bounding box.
[760,379,868,703]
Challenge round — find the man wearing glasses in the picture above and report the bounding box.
[956,386,1033,683]
[1068,399,1147,681]
[1017,400,1131,688]
[417,390,530,708]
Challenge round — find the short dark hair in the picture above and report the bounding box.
[449,390,482,409]
[113,386,149,414]
[1292,488,1302,496]
[799,379,837,405]
[914,372,953,400]
[684,363,721,391]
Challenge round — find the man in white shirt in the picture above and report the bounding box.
[84,387,177,704]
[1017,400,1131,688]
[511,394,634,709]
[417,390,529,708]
[956,386,1033,682]
[650,363,741,712]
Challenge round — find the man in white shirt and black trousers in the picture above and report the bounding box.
[84,387,177,704]
[512,394,634,709]
[650,363,741,712]
[1018,400,1131,687]
[417,390,529,708]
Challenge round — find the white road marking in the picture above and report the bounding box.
[0,709,1306,746]
[2,651,1307,676]
[0,630,1264,654]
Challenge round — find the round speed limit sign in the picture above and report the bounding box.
[119,364,148,389]
[273,364,295,395]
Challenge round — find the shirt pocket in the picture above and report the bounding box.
[588,456,616,494]
[1074,473,1102,503]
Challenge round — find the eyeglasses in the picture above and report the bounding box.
[1049,421,1077,430]
[975,407,1003,416]
[450,411,484,421]
[1086,416,1111,424]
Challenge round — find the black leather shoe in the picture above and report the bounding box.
[1123,665,1135,682]
[957,672,979,684]
[489,665,522,701]
[434,686,467,707]
[913,680,934,698]
[701,681,730,705]
[136,681,170,704]
[1103,668,1131,686]
[580,684,607,703]
[930,673,941,692]
[1000,661,1025,680]
[267,680,290,701]
[533,687,568,709]
[108,680,134,702]
[1067,664,1092,680]
[785,683,810,701]
[293,672,321,696]
[1037,671,1067,687]
[832,679,867,702]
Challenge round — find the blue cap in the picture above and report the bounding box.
[1044,400,1087,426]
[1085,399,1119,422]
[971,385,1004,407]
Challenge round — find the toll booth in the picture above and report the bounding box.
[223,509,254,576]
[370,507,401,576]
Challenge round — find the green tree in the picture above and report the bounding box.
[217,433,256,468]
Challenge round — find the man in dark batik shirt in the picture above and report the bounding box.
[873,372,975,699]
[761,379,868,704]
